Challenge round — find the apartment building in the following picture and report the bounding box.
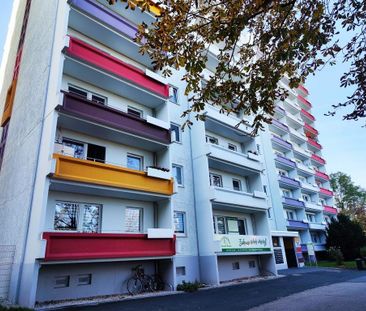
[0,0,334,308]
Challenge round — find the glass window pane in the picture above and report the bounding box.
[127,155,142,171]
[82,204,101,233]
[174,211,185,234]
[227,218,239,234]
[69,86,87,98]
[62,138,85,159]
[216,217,226,234]
[125,208,141,232]
[54,202,78,231]
[171,124,180,142]
[173,165,183,185]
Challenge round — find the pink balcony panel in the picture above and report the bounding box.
[311,154,326,165]
[42,232,176,261]
[298,95,312,109]
[298,85,309,95]
[315,170,329,180]
[65,36,169,98]
[301,109,315,122]
[320,188,333,197]
[308,138,322,149]
[304,123,318,137]
[324,205,337,215]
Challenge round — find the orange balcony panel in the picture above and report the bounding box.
[1,79,17,126]
[52,154,174,195]
[42,232,176,261]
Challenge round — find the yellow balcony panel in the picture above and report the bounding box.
[1,79,17,126]
[52,154,173,195]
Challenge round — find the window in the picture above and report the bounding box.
[176,266,186,276]
[249,260,256,268]
[172,164,183,186]
[228,143,237,151]
[205,135,218,145]
[54,201,102,233]
[174,211,186,234]
[127,154,143,171]
[78,274,92,286]
[87,143,106,163]
[299,176,306,183]
[274,150,285,157]
[263,185,267,194]
[68,85,107,105]
[267,207,272,219]
[302,194,310,202]
[213,216,247,235]
[319,199,326,206]
[213,216,226,234]
[54,276,70,289]
[232,179,242,191]
[62,138,85,159]
[209,173,222,187]
[125,207,142,232]
[286,210,295,220]
[169,85,179,104]
[278,169,288,177]
[170,123,181,142]
[281,188,292,198]
[91,94,106,105]
[127,106,143,118]
[232,262,240,270]
[69,85,88,98]
[256,144,261,155]
[306,213,315,223]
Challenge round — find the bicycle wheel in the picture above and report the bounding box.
[127,277,143,295]
[151,274,165,291]
[141,274,154,292]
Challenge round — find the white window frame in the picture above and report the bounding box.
[232,178,242,191]
[127,106,143,118]
[205,135,218,145]
[302,194,310,202]
[127,153,144,171]
[169,85,179,104]
[209,173,223,187]
[172,164,184,186]
[278,169,288,177]
[228,143,237,151]
[68,84,107,105]
[285,210,295,220]
[306,213,315,223]
[281,188,292,198]
[170,123,181,143]
[174,211,186,236]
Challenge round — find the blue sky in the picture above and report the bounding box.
[0,0,365,187]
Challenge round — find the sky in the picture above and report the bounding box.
[0,1,365,187]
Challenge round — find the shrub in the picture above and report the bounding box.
[328,247,344,266]
[176,281,203,293]
[360,246,366,258]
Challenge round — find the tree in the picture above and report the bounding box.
[330,172,366,231]
[326,214,365,260]
[108,0,366,132]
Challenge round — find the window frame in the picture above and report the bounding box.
[169,85,179,104]
[209,173,223,188]
[68,84,107,105]
[127,106,143,118]
[126,153,144,171]
[228,143,237,152]
[232,178,242,191]
[172,164,184,186]
[170,123,181,143]
[174,211,186,236]
[205,135,219,145]
[124,207,143,233]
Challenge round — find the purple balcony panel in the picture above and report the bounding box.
[59,92,171,144]
[282,197,305,208]
[275,106,286,115]
[278,175,300,187]
[271,118,288,132]
[287,220,309,230]
[271,135,292,150]
[276,155,296,168]
[69,0,138,40]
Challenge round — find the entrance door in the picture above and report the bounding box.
[283,237,298,268]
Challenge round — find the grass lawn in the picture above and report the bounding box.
[313,260,357,269]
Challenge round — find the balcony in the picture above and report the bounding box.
[207,144,263,174]
[308,223,326,231]
[319,188,334,197]
[57,92,170,151]
[210,186,267,211]
[307,138,322,150]
[292,144,312,159]
[297,95,312,110]
[287,220,309,230]
[304,123,318,138]
[68,0,152,68]
[214,234,271,254]
[275,155,296,170]
[296,162,314,176]
[300,182,319,193]
[282,197,305,209]
[300,109,315,123]
[42,232,175,261]
[297,85,309,96]
[274,105,286,118]
[285,112,304,129]
[269,118,288,135]
[315,170,330,181]
[305,201,323,212]
[271,135,292,152]
[289,127,307,144]
[324,205,337,215]
[50,154,174,201]
[63,36,169,107]
[278,175,300,189]
[311,154,326,165]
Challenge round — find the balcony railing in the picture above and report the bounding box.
[304,123,318,138]
[278,175,300,188]
[293,144,312,157]
[319,188,334,197]
[287,220,309,230]
[307,138,322,150]
[282,197,305,208]
[42,232,176,261]
[63,36,169,107]
[308,223,326,230]
[58,92,171,149]
[300,182,319,193]
[323,205,337,214]
[297,85,309,96]
[297,95,312,109]
[296,162,314,175]
[305,201,323,211]
[214,234,271,253]
[275,155,296,168]
[271,135,292,150]
[301,109,315,122]
[52,153,174,195]
[315,170,330,181]
[270,118,288,133]
[311,154,326,165]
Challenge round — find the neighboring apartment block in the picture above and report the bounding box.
[0,0,336,307]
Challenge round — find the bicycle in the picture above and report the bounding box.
[126,265,154,295]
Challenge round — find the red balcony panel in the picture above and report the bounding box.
[298,85,309,95]
[65,36,169,98]
[43,232,176,261]
[320,188,333,197]
[315,170,329,180]
[308,138,322,149]
[304,123,318,138]
[324,205,337,215]
[311,154,326,165]
[298,95,312,109]
[301,109,315,122]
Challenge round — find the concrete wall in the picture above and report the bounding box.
[217,255,259,282]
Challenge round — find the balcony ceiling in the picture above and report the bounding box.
[212,202,267,214]
[208,156,262,176]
